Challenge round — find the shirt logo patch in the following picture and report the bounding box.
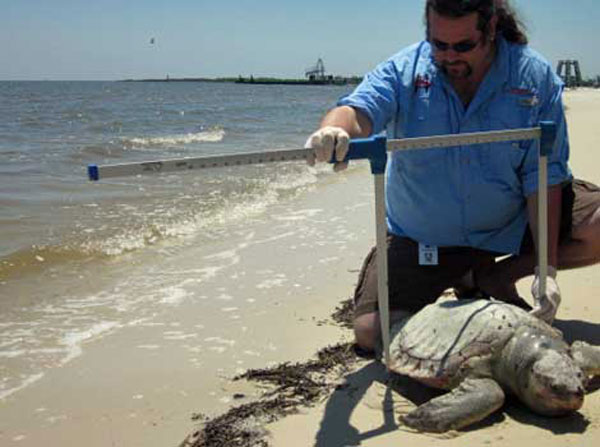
[507,87,539,107]
[508,87,533,95]
[414,74,432,92]
[519,95,539,107]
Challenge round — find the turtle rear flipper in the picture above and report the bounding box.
[401,378,505,433]
[572,341,600,375]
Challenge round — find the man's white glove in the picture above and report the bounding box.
[304,126,350,172]
[530,265,561,324]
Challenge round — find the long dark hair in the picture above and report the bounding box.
[425,0,528,44]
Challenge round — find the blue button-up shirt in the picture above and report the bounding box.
[338,36,572,254]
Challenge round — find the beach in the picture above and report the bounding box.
[266,88,600,447]
[1,86,599,446]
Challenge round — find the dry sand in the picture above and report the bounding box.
[263,88,600,446]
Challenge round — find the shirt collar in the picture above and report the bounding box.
[481,35,510,93]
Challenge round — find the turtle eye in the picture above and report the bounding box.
[536,340,551,351]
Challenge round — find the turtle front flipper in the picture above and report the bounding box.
[401,378,505,433]
[572,341,600,375]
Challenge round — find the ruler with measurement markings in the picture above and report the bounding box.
[87,127,542,181]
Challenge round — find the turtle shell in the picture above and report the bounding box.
[388,299,557,389]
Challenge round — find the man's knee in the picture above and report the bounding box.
[573,206,600,254]
[353,312,380,351]
[587,207,600,246]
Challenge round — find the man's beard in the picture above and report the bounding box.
[439,61,473,79]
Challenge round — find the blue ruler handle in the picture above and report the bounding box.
[329,135,388,174]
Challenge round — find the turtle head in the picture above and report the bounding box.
[518,344,585,415]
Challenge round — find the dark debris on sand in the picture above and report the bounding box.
[330,298,354,329]
[179,299,359,447]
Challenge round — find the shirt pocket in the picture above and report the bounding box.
[481,95,537,183]
[401,93,452,167]
[479,142,528,188]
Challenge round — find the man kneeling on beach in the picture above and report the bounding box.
[306,0,600,354]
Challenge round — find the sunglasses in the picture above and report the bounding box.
[431,37,482,53]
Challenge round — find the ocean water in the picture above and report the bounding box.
[0,80,357,401]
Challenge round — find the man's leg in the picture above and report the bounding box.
[354,310,414,351]
[354,312,379,351]
[352,246,381,351]
[477,179,600,302]
[353,243,420,351]
[556,179,600,268]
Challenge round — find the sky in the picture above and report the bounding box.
[2,0,599,81]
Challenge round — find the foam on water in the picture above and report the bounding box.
[0,319,120,401]
[60,321,120,362]
[163,331,198,341]
[0,373,44,401]
[158,286,191,305]
[0,221,285,402]
[0,163,325,282]
[256,277,287,289]
[122,128,225,148]
[0,276,205,401]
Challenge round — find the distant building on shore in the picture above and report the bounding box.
[304,58,347,85]
[235,58,351,86]
[305,58,328,82]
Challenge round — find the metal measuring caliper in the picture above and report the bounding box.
[88,122,557,367]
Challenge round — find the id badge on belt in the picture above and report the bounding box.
[419,243,438,266]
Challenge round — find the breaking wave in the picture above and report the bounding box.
[122,128,225,148]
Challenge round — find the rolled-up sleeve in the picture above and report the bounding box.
[337,59,400,135]
[521,73,572,196]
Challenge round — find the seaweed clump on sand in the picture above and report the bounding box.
[179,299,358,447]
[330,298,354,329]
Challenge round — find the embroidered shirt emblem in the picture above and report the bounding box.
[508,87,533,95]
[507,87,539,107]
[519,95,539,107]
[414,74,432,92]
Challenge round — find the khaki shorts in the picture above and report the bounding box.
[353,179,600,317]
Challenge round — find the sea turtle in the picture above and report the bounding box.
[388,299,600,433]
